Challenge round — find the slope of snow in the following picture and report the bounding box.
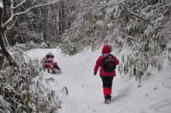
[26,48,171,113]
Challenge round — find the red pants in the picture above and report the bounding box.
[100,76,113,99]
[43,63,60,70]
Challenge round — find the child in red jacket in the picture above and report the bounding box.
[94,45,119,104]
[42,52,61,74]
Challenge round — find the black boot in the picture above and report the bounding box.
[104,95,111,104]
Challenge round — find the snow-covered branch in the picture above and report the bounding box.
[6,18,16,30]
[2,0,60,28]
[15,0,60,16]
[128,11,153,26]
[2,15,14,28]
[125,7,153,26]
[2,0,15,28]
[13,0,26,9]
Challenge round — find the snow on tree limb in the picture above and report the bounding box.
[122,5,154,26]
[2,0,60,28]
[12,0,26,9]
[128,11,153,26]
[2,0,15,28]
[15,0,60,16]
[6,18,16,30]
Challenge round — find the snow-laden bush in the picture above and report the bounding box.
[0,47,66,113]
[119,30,166,86]
[30,72,69,113]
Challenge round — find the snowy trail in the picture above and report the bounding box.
[26,49,171,113]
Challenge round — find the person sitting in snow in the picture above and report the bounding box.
[41,52,61,74]
[94,44,120,104]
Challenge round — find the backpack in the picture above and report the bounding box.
[102,54,116,72]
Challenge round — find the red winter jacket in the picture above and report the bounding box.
[42,57,60,70]
[94,45,120,76]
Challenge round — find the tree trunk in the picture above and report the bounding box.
[58,0,65,35]
[0,30,17,66]
[42,7,49,42]
[2,0,11,23]
[0,6,17,66]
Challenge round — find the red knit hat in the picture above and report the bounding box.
[102,45,112,54]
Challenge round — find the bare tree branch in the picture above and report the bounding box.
[2,14,14,28]
[15,0,59,16]
[6,18,16,30]
[0,8,3,25]
[2,0,60,28]
[3,30,10,47]
[1,0,15,28]
[13,0,26,9]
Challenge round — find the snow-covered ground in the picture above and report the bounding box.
[26,48,171,113]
